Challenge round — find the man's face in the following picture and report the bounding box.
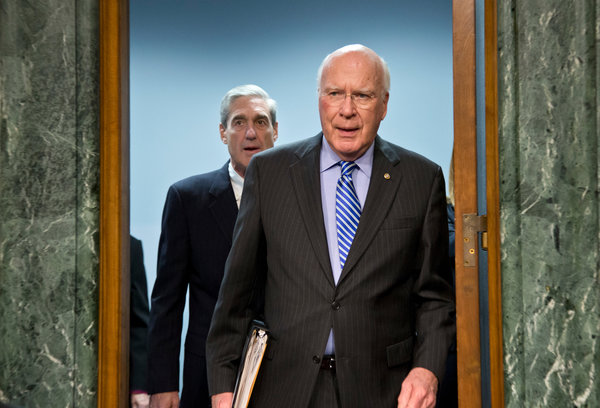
[318,51,389,161]
[220,96,278,177]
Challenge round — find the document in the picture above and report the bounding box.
[232,320,269,408]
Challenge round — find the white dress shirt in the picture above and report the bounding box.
[228,162,244,209]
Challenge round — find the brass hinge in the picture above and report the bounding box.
[462,214,488,267]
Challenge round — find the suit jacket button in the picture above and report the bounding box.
[313,355,321,364]
[331,300,340,310]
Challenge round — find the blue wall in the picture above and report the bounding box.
[130,0,453,389]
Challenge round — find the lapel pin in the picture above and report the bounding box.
[384,173,391,180]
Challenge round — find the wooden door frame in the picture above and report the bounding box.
[453,0,503,407]
[99,0,130,407]
[484,0,504,406]
[452,0,482,405]
[96,1,502,407]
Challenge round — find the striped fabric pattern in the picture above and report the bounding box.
[335,161,361,270]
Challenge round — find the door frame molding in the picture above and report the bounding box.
[453,0,503,406]
[452,0,482,405]
[484,0,505,406]
[98,0,130,407]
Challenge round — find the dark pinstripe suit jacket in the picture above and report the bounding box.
[206,135,455,408]
[148,162,238,407]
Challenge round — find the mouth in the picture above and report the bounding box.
[244,146,261,153]
[336,126,360,136]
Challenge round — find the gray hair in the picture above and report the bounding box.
[220,84,277,127]
[316,44,391,94]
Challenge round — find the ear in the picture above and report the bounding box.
[380,92,389,121]
[219,123,227,144]
[272,122,279,142]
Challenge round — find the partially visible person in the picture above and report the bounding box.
[207,45,455,408]
[436,154,458,408]
[147,85,278,408]
[130,235,150,408]
[446,153,456,285]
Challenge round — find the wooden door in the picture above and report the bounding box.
[453,0,503,406]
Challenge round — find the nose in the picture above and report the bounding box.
[339,94,356,117]
[245,125,257,139]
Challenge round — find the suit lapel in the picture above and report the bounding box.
[289,135,335,287]
[208,162,238,244]
[339,137,402,283]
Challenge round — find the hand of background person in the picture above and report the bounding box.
[130,393,150,408]
[211,392,233,408]
[397,367,438,408]
[149,391,179,408]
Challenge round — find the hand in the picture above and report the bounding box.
[131,393,150,408]
[397,367,438,408]
[149,391,179,408]
[211,392,234,408]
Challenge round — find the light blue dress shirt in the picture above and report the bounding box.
[319,136,374,355]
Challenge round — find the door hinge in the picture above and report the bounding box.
[462,214,488,267]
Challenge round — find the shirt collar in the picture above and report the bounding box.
[228,161,244,190]
[320,135,374,178]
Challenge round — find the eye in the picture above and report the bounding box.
[328,91,341,97]
[256,119,268,126]
[356,93,370,100]
[233,119,245,127]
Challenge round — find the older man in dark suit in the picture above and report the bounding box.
[207,45,455,408]
[148,85,278,408]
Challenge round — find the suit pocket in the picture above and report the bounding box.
[386,336,414,367]
[380,216,418,230]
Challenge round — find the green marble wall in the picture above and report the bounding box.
[0,1,99,407]
[498,1,599,406]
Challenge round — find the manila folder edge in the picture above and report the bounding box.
[232,321,269,408]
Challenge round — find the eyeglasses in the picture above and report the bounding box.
[320,90,378,108]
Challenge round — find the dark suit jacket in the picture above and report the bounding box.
[130,235,150,393]
[207,135,455,408]
[148,162,238,407]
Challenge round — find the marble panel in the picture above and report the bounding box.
[498,0,600,406]
[73,0,100,406]
[0,0,100,406]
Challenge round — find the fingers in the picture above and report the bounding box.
[397,387,436,408]
[397,383,410,407]
[149,391,179,408]
[131,393,150,408]
[397,368,438,408]
[211,392,234,408]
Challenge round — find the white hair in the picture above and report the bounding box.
[316,44,391,94]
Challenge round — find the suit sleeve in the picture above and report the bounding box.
[411,167,456,380]
[130,236,150,392]
[147,186,191,394]
[205,158,266,396]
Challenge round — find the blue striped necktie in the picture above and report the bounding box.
[336,161,361,270]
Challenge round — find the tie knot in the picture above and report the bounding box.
[339,161,358,177]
